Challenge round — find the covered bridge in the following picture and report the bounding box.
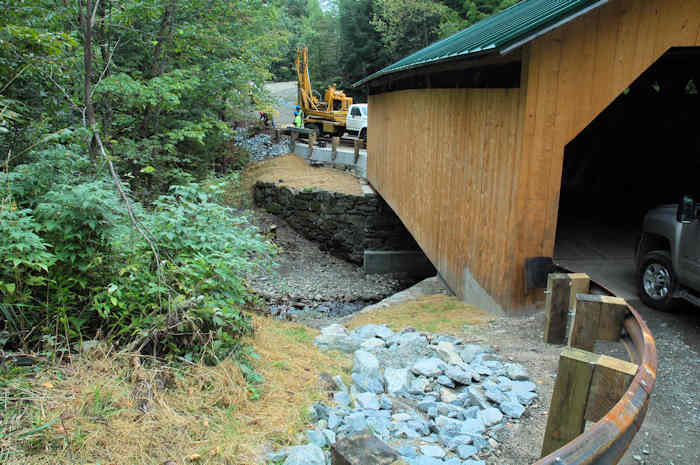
[356,0,700,313]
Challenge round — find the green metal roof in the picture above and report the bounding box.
[354,0,606,87]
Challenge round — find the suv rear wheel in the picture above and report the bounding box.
[639,250,677,311]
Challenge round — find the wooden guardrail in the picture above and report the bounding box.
[537,271,657,464]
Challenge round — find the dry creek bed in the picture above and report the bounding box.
[248,207,699,465]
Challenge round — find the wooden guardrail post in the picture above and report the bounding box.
[569,294,628,351]
[544,274,570,344]
[291,131,298,152]
[353,139,360,164]
[544,273,589,344]
[332,136,339,160]
[274,129,280,142]
[308,132,316,158]
[542,347,637,457]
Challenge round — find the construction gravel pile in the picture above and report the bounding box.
[269,323,537,465]
[235,130,290,162]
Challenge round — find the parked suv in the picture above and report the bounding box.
[346,103,367,140]
[636,195,700,310]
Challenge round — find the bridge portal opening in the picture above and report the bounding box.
[554,47,700,297]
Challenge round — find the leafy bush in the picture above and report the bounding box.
[95,182,274,363]
[1,146,274,363]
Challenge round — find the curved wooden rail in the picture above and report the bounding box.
[535,273,658,465]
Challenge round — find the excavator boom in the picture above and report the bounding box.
[295,47,353,135]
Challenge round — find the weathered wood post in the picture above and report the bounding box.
[308,132,316,159]
[544,273,571,344]
[544,273,590,344]
[274,128,280,142]
[332,136,339,161]
[353,139,360,164]
[569,294,628,351]
[291,131,298,152]
[541,347,637,457]
[542,293,637,457]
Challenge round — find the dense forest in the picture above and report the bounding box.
[0,0,518,361]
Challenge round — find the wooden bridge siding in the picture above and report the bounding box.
[512,0,700,307]
[368,89,522,305]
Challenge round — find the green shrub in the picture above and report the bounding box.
[1,146,275,363]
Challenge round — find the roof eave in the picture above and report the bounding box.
[354,0,611,89]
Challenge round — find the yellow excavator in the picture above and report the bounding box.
[295,47,353,136]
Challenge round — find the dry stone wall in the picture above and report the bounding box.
[253,181,418,264]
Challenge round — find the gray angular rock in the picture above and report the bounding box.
[460,418,485,436]
[505,363,529,381]
[345,412,368,433]
[379,394,393,410]
[314,324,362,353]
[283,444,326,465]
[408,376,430,395]
[397,445,418,458]
[435,415,463,436]
[392,412,412,422]
[353,350,381,378]
[439,387,458,404]
[459,344,485,364]
[323,429,336,445]
[412,358,445,377]
[484,387,507,404]
[420,444,446,458]
[328,412,342,430]
[479,407,503,426]
[472,435,489,450]
[510,380,537,393]
[352,373,385,393]
[435,341,463,365]
[418,399,438,413]
[352,323,394,341]
[500,400,525,418]
[413,456,444,465]
[306,429,327,448]
[437,375,455,388]
[361,337,387,351]
[355,392,380,410]
[310,402,329,422]
[465,386,490,409]
[457,444,478,459]
[483,360,503,370]
[445,364,473,385]
[384,367,411,394]
[516,390,538,405]
[463,406,481,419]
[334,391,351,408]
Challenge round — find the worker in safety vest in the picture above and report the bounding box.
[293,110,303,128]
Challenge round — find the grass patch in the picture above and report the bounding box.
[347,294,495,335]
[0,314,351,464]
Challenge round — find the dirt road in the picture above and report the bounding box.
[265,81,297,127]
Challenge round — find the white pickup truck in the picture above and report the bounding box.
[345,103,367,140]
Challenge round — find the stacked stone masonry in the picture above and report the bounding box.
[254,181,419,264]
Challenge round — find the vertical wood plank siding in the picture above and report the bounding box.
[368,89,522,306]
[368,0,700,311]
[514,0,700,308]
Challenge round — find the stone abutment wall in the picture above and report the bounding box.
[253,182,419,264]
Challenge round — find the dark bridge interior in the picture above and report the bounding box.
[555,47,700,261]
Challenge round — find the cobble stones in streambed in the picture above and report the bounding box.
[270,324,537,465]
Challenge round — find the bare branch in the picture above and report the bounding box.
[93,132,164,287]
[90,37,120,99]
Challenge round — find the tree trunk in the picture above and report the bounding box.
[80,0,97,158]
